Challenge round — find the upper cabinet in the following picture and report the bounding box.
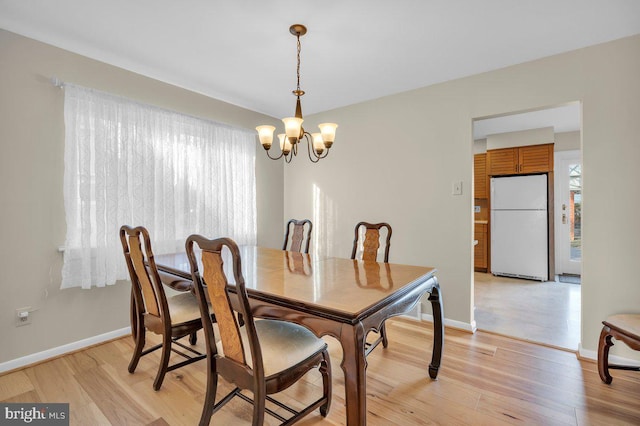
[474,153,488,199]
[487,143,554,176]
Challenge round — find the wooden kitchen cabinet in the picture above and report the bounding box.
[474,222,488,272]
[474,153,488,199]
[487,143,554,176]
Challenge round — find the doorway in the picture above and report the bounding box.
[555,151,582,278]
[472,103,582,351]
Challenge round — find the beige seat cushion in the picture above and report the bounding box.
[605,314,640,341]
[167,292,203,325]
[217,319,326,377]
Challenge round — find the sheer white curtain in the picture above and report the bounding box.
[62,85,256,289]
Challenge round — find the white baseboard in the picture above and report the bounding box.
[578,344,597,361]
[0,327,131,374]
[421,313,476,333]
[578,343,640,366]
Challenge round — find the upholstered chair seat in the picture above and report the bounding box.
[217,319,326,377]
[604,314,640,339]
[164,292,203,325]
[598,313,640,384]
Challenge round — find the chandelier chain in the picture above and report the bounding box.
[296,34,301,92]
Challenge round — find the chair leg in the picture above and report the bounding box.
[130,291,138,342]
[189,331,198,345]
[153,333,172,391]
[128,321,146,374]
[598,326,614,384]
[199,362,218,426]
[252,387,266,426]
[319,349,332,417]
[380,321,389,348]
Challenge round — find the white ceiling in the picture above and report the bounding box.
[1,0,639,135]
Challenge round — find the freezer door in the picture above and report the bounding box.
[491,210,548,281]
[491,174,547,210]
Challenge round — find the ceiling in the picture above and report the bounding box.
[1,1,639,135]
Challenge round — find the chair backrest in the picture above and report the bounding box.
[185,236,265,376]
[283,219,312,253]
[350,222,392,263]
[120,225,170,330]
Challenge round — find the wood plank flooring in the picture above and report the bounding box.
[2,318,639,425]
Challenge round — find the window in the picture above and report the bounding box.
[62,85,256,289]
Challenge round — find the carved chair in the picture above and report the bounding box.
[351,221,392,263]
[282,219,312,253]
[598,314,640,383]
[186,235,332,426]
[350,221,393,356]
[120,225,211,391]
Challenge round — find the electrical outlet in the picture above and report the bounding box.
[15,307,32,327]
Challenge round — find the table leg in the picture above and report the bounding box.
[339,322,368,425]
[427,279,443,379]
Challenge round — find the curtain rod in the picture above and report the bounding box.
[51,76,64,89]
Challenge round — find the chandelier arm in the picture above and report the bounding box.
[309,133,330,160]
[302,133,322,163]
[317,148,330,159]
[264,148,286,161]
[309,151,321,163]
[285,151,294,163]
[313,147,330,160]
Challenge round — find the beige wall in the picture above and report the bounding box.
[555,130,581,151]
[0,29,283,364]
[291,34,640,357]
[486,127,554,149]
[475,129,580,154]
[473,138,487,154]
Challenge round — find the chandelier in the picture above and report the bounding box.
[256,24,338,163]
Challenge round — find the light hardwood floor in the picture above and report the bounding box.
[475,272,581,350]
[2,318,639,425]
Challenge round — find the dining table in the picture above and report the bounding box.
[153,246,443,426]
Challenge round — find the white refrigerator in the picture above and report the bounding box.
[490,174,548,281]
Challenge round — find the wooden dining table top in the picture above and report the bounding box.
[153,245,437,325]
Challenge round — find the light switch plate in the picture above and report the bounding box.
[452,181,463,195]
